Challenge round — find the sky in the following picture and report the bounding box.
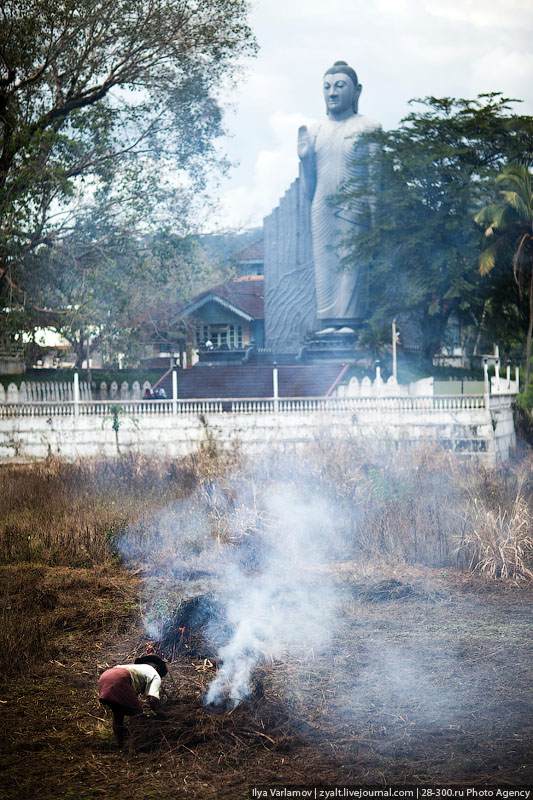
[210,0,533,231]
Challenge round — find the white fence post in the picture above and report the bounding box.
[73,372,80,416]
[272,364,279,412]
[483,359,490,406]
[172,368,178,414]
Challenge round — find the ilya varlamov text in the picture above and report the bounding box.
[249,791,532,800]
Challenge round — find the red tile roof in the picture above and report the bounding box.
[159,363,347,399]
[181,276,264,321]
[233,239,264,262]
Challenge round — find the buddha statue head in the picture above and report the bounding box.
[323,60,362,119]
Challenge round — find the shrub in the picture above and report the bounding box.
[459,462,533,580]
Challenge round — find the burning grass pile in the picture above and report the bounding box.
[127,669,306,757]
[119,568,533,787]
[158,595,230,660]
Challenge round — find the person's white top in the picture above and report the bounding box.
[117,663,161,699]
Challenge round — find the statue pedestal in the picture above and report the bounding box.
[299,326,372,365]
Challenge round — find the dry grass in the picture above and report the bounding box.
[1,562,532,798]
[1,444,532,796]
[1,446,532,580]
[460,468,533,580]
[307,440,465,566]
[0,568,53,673]
[0,564,140,676]
[0,454,200,566]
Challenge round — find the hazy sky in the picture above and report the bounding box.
[211,0,533,231]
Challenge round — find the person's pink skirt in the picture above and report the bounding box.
[98,667,143,714]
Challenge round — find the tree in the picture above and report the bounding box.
[475,164,533,385]
[25,217,225,367]
[336,94,533,362]
[0,0,255,316]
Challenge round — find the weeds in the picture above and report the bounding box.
[0,455,200,566]
[0,446,531,580]
[460,467,533,580]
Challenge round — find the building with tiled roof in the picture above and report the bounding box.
[182,276,264,323]
[139,230,265,369]
[180,275,264,356]
[140,275,265,368]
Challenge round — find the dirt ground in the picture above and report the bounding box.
[1,563,532,799]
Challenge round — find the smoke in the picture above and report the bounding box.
[204,478,344,706]
[118,452,353,707]
[114,446,532,780]
[120,448,463,710]
[118,447,457,712]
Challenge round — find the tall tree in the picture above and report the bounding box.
[0,0,255,318]
[475,164,533,385]
[336,94,533,362]
[23,214,225,366]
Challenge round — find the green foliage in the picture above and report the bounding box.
[0,0,256,335]
[517,385,533,410]
[337,94,533,360]
[24,226,224,365]
[475,164,533,384]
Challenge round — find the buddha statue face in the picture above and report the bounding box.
[323,72,361,119]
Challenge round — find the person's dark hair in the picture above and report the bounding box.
[134,654,168,677]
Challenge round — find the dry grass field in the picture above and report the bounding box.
[1,444,532,798]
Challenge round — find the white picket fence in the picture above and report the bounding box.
[0,379,90,403]
[338,374,435,398]
[0,379,154,404]
[0,363,520,419]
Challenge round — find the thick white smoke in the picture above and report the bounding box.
[205,480,342,706]
[115,447,532,779]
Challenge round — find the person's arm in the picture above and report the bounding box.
[147,696,166,717]
[146,673,167,718]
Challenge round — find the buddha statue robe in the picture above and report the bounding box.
[299,113,380,326]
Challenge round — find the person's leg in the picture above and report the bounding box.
[112,708,127,746]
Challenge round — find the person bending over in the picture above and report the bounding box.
[98,654,168,745]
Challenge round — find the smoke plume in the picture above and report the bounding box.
[204,479,343,706]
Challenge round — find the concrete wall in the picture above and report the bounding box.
[0,397,516,466]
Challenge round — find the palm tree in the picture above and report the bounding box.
[475,164,533,385]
